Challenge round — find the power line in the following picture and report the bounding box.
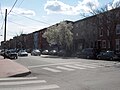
[0,3,4,31]
[8,0,19,15]
[0,20,4,30]
[8,20,41,30]
[0,3,4,19]
[12,11,50,25]
[8,20,26,27]
[18,0,25,8]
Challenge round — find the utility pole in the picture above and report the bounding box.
[4,9,7,59]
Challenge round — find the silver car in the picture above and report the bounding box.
[31,49,41,56]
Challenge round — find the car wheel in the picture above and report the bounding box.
[110,57,113,60]
[77,55,80,58]
[86,56,90,59]
[97,56,101,60]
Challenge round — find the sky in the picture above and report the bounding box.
[0,0,119,42]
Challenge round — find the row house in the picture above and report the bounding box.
[97,8,120,52]
[73,7,120,53]
[25,33,34,50]
[73,15,98,52]
[32,28,49,50]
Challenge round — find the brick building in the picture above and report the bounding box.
[73,8,120,53]
[96,8,120,52]
[73,15,98,51]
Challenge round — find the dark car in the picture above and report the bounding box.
[77,48,97,59]
[4,50,18,59]
[31,49,41,56]
[58,50,66,56]
[97,51,119,60]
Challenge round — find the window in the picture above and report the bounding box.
[116,24,120,34]
[108,40,110,48]
[99,29,103,36]
[76,33,78,36]
[116,39,120,50]
[102,40,106,48]
[107,30,109,36]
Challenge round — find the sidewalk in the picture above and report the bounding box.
[0,56,31,78]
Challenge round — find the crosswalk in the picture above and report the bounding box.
[0,77,60,90]
[42,63,102,73]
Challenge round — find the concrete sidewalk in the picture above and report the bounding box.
[0,56,31,78]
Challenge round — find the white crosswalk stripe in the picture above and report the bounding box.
[0,77,37,81]
[43,67,61,72]
[42,63,103,73]
[74,64,96,68]
[83,63,102,67]
[64,65,86,69]
[0,77,60,90]
[0,80,46,86]
[1,84,60,90]
[56,66,75,71]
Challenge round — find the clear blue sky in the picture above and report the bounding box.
[0,0,119,42]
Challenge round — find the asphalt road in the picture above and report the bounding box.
[1,54,120,90]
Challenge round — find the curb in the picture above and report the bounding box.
[9,71,31,77]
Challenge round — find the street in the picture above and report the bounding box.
[1,54,120,90]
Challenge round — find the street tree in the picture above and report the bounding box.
[43,21,73,51]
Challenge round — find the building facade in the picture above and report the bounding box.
[1,8,120,54]
[73,15,98,51]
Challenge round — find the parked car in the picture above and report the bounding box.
[18,50,28,56]
[77,48,97,59]
[49,50,57,55]
[31,49,41,56]
[42,50,49,55]
[58,50,66,56]
[4,50,18,59]
[97,51,119,60]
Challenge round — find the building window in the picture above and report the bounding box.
[107,30,109,36]
[76,33,78,36]
[116,24,120,34]
[99,29,103,36]
[102,40,106,48]
[116,39,120,50]
[108,40,110,48]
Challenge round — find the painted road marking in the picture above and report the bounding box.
[43,67,61,72]
[28,62,83,68]
[64,65,86,69]
[0,77,37,81]
[1,84,60,90]
[0,80,46,86]
[74,64,96,68]
[56,66,75,71]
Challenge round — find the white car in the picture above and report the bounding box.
[18,50,28,56]
[31,49,41,56]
